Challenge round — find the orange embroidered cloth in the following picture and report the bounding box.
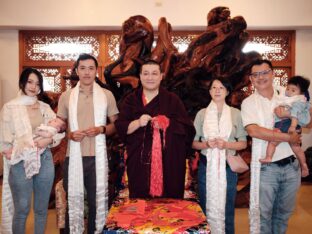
[103,198,210,233]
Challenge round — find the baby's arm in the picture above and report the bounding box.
[33,134,44,143]
[288,117,298,133]
[274,106,291,119]
[34,137,53,148]
[291,101,310,126]
[33,125,55,149]
[35,124,57,138]
[31,133,53,149]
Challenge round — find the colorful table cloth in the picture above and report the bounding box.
[103,198,210,233]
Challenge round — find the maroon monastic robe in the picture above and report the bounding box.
[115,87,195,198]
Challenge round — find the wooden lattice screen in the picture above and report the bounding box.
[19,30,295,93]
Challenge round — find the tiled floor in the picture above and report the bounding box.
[1,183,311,233]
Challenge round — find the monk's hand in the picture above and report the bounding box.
[274,106,290,119]
[69,130,86,142]
[206,138,217,148]
[84,126,102,137]
[216,138,228,150]
[138,114,152,127]
[288,131,301,145]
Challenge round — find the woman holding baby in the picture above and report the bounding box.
[0,68,64,233]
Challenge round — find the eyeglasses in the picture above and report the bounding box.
[249,69,272,79]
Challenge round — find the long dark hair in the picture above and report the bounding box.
[19,67,44,98]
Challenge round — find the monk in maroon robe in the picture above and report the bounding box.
[115,60,195,198]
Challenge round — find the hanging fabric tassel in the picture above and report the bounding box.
[149,115,169,197]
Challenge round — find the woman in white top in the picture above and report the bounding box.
[0,68,64,233]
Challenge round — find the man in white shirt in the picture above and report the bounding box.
[241,59,301,234]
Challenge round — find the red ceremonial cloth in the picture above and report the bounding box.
[149,115,169,197]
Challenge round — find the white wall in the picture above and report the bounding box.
[296,30,312,150]
[0,79,2,107]
[0,0,312,29]
[0,30,19,106]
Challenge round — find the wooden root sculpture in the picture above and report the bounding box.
[162,6,261,117]
[104,7,261,115]
[104,15,154,100]
[150,17,178,79]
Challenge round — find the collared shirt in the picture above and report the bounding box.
[57,86,119,156]
[241,89,294,162]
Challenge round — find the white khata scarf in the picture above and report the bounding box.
[68,82,108,234]
[203,101,232,234]
[249,86,290,234]
[249,88,280,234]
[8,92,38,167]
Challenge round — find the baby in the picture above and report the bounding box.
[23,116,66,178]
[33,116,66,146]
[3,117,66,158]
[260,76,310,177]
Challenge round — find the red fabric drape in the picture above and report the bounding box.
[149,115,169,197]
